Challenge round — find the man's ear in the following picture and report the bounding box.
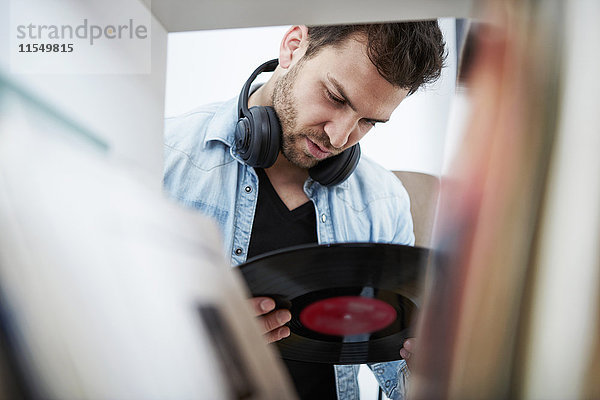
[279,25,309,69]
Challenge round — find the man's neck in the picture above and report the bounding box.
[248,80,275,108]
[264,154,310,211]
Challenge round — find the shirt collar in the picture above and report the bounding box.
[204,84,265,149]
[203,96,238,148]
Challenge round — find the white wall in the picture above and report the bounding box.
[165,19,458,176]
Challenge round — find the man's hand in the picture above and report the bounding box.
[249,297,292,343]
[399,338,416,370]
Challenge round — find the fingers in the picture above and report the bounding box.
[264,325,291,344]
[403,338,415,353]
[399,347,411,360]
[400,338,416,370]
[249,297,292,343]
[259,309,291,334]
[249,297,276,316]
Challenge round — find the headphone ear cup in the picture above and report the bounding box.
[309,144,361,186]
[235,59,281,168]
[234,116,253,162]
[245,106,281,168]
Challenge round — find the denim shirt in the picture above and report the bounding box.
[163,97,414,400]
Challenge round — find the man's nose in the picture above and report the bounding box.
[324,114,357,149]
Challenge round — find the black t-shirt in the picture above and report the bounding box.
[247,168,337,400]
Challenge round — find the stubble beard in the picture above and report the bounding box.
[272,62,335,169]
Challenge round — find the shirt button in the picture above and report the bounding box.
[235,248,243,255]
[244,186,252,193]
[321,214,327,223]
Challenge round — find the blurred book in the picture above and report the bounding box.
[411,1,600,399]
[0,74,296,400]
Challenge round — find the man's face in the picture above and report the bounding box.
[272,35,409,169]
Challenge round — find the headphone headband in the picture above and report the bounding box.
[238,59,279,119]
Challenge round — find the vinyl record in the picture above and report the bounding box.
[239,243,429,364]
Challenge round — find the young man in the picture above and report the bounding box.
[164,22,445,400]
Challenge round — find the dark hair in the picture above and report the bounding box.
[305,22,447,95]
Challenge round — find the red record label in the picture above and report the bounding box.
[299,296,397,336]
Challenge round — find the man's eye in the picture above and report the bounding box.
[326,90,345,105]
[362,119,377,128]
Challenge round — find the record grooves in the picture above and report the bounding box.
[239,243,428,364]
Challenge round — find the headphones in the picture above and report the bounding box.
[234,59,361,187]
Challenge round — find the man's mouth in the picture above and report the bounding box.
[305,137,332,160]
